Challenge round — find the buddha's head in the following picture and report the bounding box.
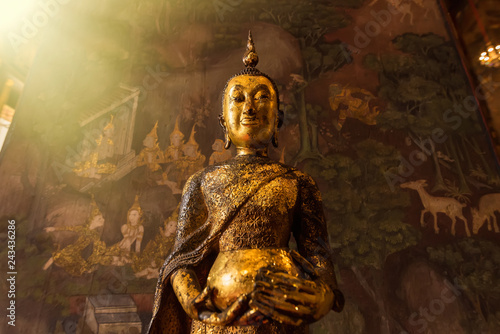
[220,32,283,156]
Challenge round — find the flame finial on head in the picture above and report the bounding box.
[243,31,258,68]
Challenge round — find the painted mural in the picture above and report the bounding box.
[0,0,499,333]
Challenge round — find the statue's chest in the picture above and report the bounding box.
[202,167,299,251]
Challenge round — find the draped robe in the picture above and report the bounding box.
[148,155,339,334]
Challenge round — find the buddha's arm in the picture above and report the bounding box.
[168,171,250,325]
[292,173,344,312]
[168,172,209,319]
[171,267,204,319]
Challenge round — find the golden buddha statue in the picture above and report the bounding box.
[43,195,107,276]
[148,32,344,334]
[137,121,165,172]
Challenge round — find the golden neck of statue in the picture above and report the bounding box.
[236,147,268,157]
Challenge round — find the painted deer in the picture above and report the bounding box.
[400,180,470,237]
[471,193,500,234]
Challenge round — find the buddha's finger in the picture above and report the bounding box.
[253,291,313,315]
[256,287,317,306]
[260,271,317,294]
[254,280,273,290]
[289,250,318,278]
[220,294,250,324]
[249,299,304,326]
[235,308,264,326]
[193,285,211,306]
[259,271,303,287]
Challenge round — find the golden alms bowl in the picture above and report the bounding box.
[206,248,301,311]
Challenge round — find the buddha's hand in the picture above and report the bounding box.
[193,286,253,326]
[250,250,342,326]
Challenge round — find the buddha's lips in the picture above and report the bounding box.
[241,117,258,125]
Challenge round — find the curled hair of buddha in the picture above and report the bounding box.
[220,31,283,129]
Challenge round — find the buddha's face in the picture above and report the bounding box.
[128,210,140,226]
[222,75,277,150]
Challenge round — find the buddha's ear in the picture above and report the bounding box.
[277,109,284,128]
[218,114,231,149]
[218,114,227,131]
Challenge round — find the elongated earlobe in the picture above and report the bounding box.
[272,133,279,147]
[224,132,232,149]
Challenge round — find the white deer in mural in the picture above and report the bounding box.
[471,193,500,234]
[400,180,470,237]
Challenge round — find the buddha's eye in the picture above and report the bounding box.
[230,93,244,102]
[255,92,269,101]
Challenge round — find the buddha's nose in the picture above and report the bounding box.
[243,100,256,115]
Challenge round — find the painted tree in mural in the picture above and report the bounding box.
[253,0,365,161]
[304,139,419,334]
[365,33,497,196]
[427,239,500,332]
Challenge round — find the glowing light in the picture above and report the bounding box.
[0,0,37,31]
[481,52,487,56]
[496,45,500,50]
[480,56,484,60]
[488,47,494,52]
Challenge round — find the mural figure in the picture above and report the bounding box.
[328,84,380,131]
[137,121,165,172]
[148,32,343,334]
[133,211,178,279]
[102,195,145,266]
[471,193,500,234]
[156,166,183,194]
[176,125,206,183]
[164,116,185,163]
[43,196,107,276]
[400,180,471,236]
[73,115,117,178]
[208,139,232,165]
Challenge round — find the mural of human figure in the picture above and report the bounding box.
[156,164,183,194]
[102,195,145,266]
[209,139,232,165]
[73,115,117,178]
[164,116,185,163]
[43,196,107,276]
[137,121,165,172]
[177,125,206,183]
[133,211,178,279]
